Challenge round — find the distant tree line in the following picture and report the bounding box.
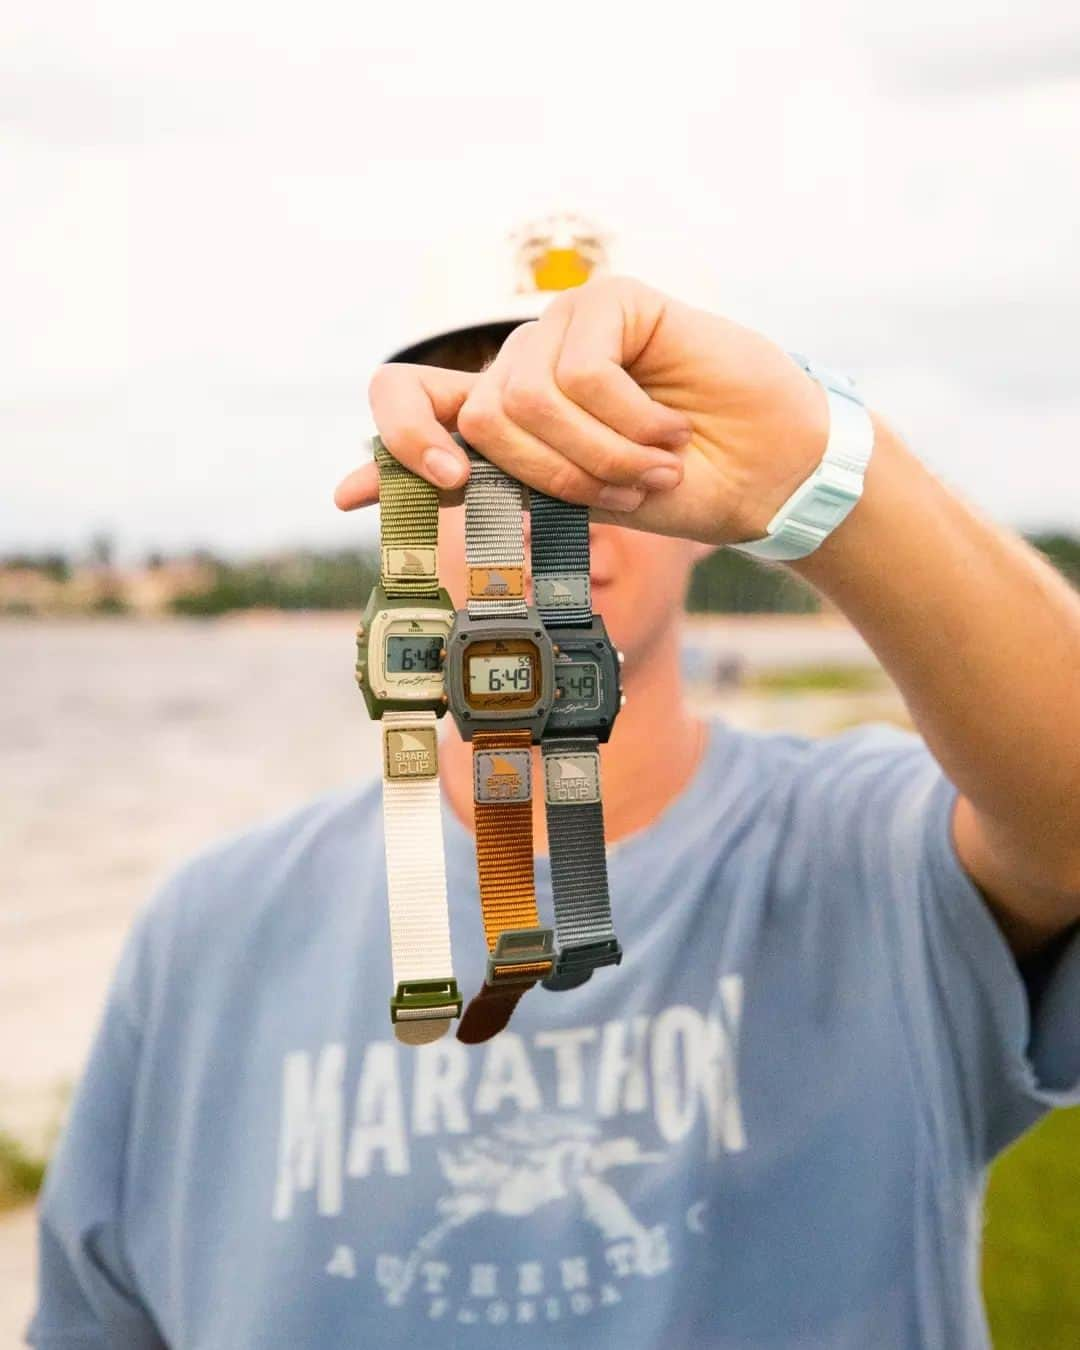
[4,533,1077,616]
[169,550,380,615]
[2,553,71,582]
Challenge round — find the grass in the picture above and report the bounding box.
[0,1131,48,1212]
[983,1107,1080,1347]
[749,664,887,694]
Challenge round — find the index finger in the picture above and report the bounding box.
[367,362,478,490]
[548,280,692,447]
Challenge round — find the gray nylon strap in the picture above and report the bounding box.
[541,738,621,992]
[529,489,592,627]
[542,735,611,928]
[463,448,528,620]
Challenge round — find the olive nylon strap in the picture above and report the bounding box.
[374,435,440,599]
[530,490,621,989]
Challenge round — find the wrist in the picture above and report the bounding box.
[728,359,876,562]
[788,412,909,585]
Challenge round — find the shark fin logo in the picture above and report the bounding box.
[400,551,426,576]
[556,759,588,779]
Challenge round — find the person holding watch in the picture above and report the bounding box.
[31,273,1080,1350]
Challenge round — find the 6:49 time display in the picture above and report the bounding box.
[469,654,533,694]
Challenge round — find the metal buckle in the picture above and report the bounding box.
[486,928,555,985]
[389,979,463,1023]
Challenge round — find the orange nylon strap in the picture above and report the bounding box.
[457,729,554,1044]
[472,729,538,945]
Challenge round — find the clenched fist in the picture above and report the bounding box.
[335,274,844,547]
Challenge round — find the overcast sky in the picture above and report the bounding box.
[2,1,1079,559]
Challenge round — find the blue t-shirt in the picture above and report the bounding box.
[29,721,1080,1349]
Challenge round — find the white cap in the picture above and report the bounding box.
[384,211,614,363]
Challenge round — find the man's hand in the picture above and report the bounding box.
[335,274,830,546]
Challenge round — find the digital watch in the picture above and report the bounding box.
[529,489,624,991]
[444,437,557,1044]
[356,436,462,1044]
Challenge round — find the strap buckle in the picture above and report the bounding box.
[556,937,623,975]
[543,937,622,990]
[389,979,463,1024]
[486,928,555,985]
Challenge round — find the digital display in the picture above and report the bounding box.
[468,654,533,694]
[555,659,601,711]
[387,635,443,674]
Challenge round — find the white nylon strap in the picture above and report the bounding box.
[381,710,458,1045]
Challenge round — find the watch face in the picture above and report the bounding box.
[545,618,622,740]
[444,608,555,740]
[356,587,455,717]
[462,637,542,711]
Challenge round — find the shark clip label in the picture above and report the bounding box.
[534,574,590,612]
[474,749,532,804]
[383,546,437,581]
[384,725,439,780]
[544,751,600,805]
[467,567,525,600]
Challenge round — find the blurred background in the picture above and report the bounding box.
[2,1,1078,1344]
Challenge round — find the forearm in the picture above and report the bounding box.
[794,416,1080,937]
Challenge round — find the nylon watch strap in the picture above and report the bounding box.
[457,729,555,1044]
[463,447,529,619]
[374,438,460,1044]
[375,435,440,598]
[530,490,621,991]
[529,488,591,623]
[456,451,554,1043]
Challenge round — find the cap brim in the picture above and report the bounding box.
[384,319,525,366]
[384,291,561,364]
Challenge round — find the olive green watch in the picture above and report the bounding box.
[356,436,461,1044]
